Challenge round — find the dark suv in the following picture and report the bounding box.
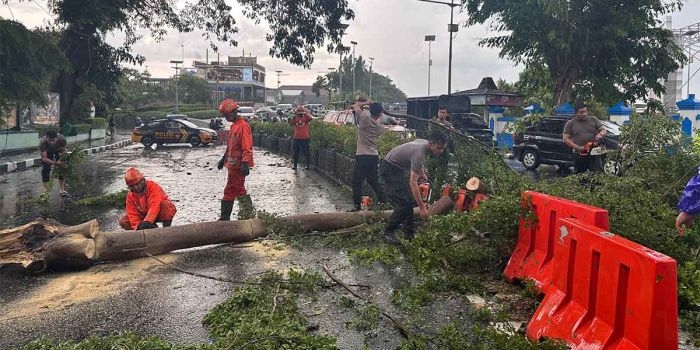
[512,116,621,172]
[448,112,494,145]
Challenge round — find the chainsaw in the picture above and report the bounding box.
[580,139,607,156]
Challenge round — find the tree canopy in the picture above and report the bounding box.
[465,0,686,106]
[0,19,67,112]
[323,55,407,103]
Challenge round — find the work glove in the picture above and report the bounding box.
[217,155,226,170]
[137,221,157,230]
[241,163,250,177]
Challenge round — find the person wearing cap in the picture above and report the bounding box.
[289,106,313,170]
[217,98,255,220]
[119,167,177,230]
[349,99,387,211]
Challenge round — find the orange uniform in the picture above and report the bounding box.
[223,117,254,200]
[119,180,177,230]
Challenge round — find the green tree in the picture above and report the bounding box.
[325,55,407,103]
[114,68,153,110]
[3,0,354,121]
[178,73,211,104]
[465,0,686,106]
[0,19,68,112]
[311,76,328,98]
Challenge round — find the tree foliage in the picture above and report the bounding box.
[465,0,686,106]
[324,55,407,103]
[177,73,211,104]
[0,19,68,111]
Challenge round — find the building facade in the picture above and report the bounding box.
[192,56,266,105]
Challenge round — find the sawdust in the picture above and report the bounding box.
[0,254,178,321]
[247,241,291,269]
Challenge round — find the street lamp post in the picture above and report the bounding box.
[368,57,374,100]
[338,23,349,102]
[417,0,459,95]
[169,60,183,113]
[275,70,283,104]
[350,41,358,96]
[424,35,436,95]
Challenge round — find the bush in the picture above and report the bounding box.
[33,125,59,137]
[89,117,107,129]
[73,124,92,134]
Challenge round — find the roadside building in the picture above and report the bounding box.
[192,56,266,105]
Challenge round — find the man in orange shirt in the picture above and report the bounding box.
[119,167,177,230]
[289,106,313,170]
[217,98,255,220]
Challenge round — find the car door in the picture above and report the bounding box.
[533,119,561,162]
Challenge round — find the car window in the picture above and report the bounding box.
[239,107,254,113]
[538,119,565,134]
[178,120,199,129]
[147,121,164,129]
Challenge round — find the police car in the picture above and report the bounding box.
[132,116,218,147]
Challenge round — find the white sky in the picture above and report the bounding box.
[2,0,700,100]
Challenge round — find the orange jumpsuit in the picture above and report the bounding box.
[119,180,177,230]
[223,117,254,201]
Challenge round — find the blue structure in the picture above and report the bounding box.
[607,101,632,125]
[553,102,575,116]
[488,106,516,148]
[675,94,700,137]
[523,103,544,115]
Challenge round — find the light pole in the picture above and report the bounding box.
[350,40,358,96]
[424,35,436,95]
[169,60,183,113]
[338,23,349,101]
[368,57,374,100]
[417,0,459,95]
[275,70,283,103]
[328,67,336,103]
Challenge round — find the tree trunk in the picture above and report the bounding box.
[0,197,454,274]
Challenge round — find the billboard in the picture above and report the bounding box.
[32,93,60,125]
[242,68,253,82]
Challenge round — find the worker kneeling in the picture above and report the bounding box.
[119,167,177,230]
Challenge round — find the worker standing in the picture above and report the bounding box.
[119,167,177,230]
[217,98,255,220]
[39,130,68,197]
[289,106,313,170]
[350,100,387,211]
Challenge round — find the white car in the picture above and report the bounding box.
[237,106,255,120]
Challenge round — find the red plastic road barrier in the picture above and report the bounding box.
[528,218,677,350]
[504,191,609,292]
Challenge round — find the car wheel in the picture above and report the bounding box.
[188,135,201,147]
[141,136,154,147]
[521,149,540,170]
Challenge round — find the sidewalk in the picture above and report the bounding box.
[0,130,133,175]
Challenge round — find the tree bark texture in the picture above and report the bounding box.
[1,197,454,274]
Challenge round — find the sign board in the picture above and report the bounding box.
[242,68,253,82]
[33,93,60,125]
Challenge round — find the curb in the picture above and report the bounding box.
[0,139,133,175]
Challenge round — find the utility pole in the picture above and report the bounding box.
[417,0,459,95]
[170,60,183,113]
[351,41,358,96]
[368,57,374,100]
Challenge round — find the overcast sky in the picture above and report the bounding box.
[2,0,700,101]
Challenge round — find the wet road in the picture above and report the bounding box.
[0,142,476,350]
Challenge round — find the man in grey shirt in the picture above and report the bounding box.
[563,103,606,173]
[380,130,449,244]
[350,100,387,211]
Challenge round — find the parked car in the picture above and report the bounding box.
[448,112,494,146]
[132,117,218,147]
[322,110,408,137]
[237,106,255,120]
[512,116,621,173]
[276,103,293,114]
[165,114,188,120]
[304,104,325,117]
[254,107,278,122]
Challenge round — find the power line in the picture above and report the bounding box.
[30,0,52,17]
[5,2,15,20]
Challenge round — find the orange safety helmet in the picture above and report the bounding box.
[124,167,145,185]
[219,98,239,114]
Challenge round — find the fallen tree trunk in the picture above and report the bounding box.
[1,197,454,273]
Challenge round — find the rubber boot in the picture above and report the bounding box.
[161,220,172,227]
[219,200,234,221]
[237,195,256,220]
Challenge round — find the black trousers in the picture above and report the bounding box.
[573,154,602,173]
[381,161,415,238]
[292,139,310,168]
[352,155,386,207]
[41,153,63,183]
